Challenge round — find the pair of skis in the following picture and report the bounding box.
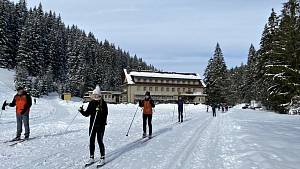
[84,135,155,168]
[3,137,36,146]
[84,159,105,168]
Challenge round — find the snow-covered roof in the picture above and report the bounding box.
[124,69,134,85]
[124,69,206,87]
[180,93,207,96]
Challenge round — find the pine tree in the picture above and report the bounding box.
[204,43,229,105]
[265,0,300,112]
[244,44,257,102]
[2,1,156,97]
[226,64,247,105]
[0,0,11,68]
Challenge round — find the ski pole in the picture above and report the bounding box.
[172,105,175,122]
[0,110,3,121]
[126,106,139,136]
[184,105,187,118]
[89,111,98,138]
[64,110,80,133]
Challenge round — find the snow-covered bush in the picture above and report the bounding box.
[288,96,300,115]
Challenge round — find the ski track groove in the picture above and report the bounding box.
[166,115,212,169]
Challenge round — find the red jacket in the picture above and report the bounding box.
[139,99,155,115]
[9,92,32,115]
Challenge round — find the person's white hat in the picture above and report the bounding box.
[92,85,101,96]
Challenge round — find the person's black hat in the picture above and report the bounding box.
[145,91,151,96]
[16,86,24,91]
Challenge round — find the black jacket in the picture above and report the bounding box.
[80,99,108,130]
[177,99,184,111]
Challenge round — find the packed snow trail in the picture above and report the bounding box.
[1,68,300,169]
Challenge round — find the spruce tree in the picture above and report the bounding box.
[204,43,229,105]
[265,0,300,112]
[244,44,257,102]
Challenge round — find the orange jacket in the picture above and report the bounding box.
[139,99,155,115]
[9,92,32,115]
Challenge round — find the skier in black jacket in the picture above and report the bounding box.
[79,85,108,166]
[177,97,184,122]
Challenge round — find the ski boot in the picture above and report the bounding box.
[85,156,95,166]
[97,156,105,167]
[11,137,21,141]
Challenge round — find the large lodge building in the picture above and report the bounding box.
[122,69,206,104]
[84,69,206,104]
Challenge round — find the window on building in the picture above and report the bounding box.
[137,86,140,91]
[166,87,169,92]
[155,79,158,83]
[172,88,175,92]
[193,88,196,92]
[161,87,164,91]
[149,87,153,91]
[177,88,180,92]
[144,87,147,91]
[155,87,158,91]
[108,95,111,98]
[183,88,186,92]
[104,95,107,98]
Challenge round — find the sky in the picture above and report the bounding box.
[13,0,284,75]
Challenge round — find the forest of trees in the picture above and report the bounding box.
[0,0,156,97]
[204,0,300,113]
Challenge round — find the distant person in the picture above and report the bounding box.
[34,98,37,104]
[212,104,217,117]
[3,86,32,141]
[207,105,209,112]
[79,85,108,167]
[177,97,184,122]
[225,104,229,111]
[221,104,225,112]
[139,91,155,138]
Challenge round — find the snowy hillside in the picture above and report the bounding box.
[1,68,300,169]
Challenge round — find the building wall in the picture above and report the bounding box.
[125,83,205,103]
[84,91,123,103]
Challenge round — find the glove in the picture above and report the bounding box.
[2,101,8,110]
[78,106,84,114]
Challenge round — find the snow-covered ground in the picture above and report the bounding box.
[1,68,300,169]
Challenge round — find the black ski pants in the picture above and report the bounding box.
[89,126,105,157]
[143,114,152,135]
[213,110,216,117]
[178,109,183,122]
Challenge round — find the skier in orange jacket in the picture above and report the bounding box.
[4,86,32,141]
[139,91,155,138]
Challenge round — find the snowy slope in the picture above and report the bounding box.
[1,68,300,169]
